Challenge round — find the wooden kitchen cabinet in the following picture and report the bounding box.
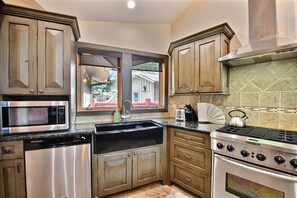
[97,151,132,197]
[173,43,195,94]
[169,23,234,94]
[0,15,71,95]
[0,141,25,198]
[96,145,162,197]
[169,127,211,198]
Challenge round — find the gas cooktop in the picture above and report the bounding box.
[217,126,297,144]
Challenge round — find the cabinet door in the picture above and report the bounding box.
[97,151,132,197]
[173,43,195,94]
[195,35,221,92]
[0,159,26,198]
[132,145,161,188]
[38,21,71,95]
[0,15,37,95]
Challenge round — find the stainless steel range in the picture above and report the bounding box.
[211,126,297,198]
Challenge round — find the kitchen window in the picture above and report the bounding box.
[131,55,165,109]
[77,42,168,113]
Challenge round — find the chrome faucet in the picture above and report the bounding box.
[121,100,134,122]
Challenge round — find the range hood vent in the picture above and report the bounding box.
[219,0,297,67]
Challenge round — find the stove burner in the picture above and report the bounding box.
[217,126,253,136]
[264,130,297,144]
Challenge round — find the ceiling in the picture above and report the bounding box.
[35,0,194,24]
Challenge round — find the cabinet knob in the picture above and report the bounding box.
[29,89,35,93]
[39,89,44,93]
[134,152,137,155]
[189,89,193,93]
[128,153,131,157]
[194,89,198,93]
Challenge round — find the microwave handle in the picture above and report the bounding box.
[215,154,297,182]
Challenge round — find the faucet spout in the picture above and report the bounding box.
[121,100,134,122]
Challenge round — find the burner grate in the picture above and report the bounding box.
[264,130,297,144]
[216,126,253,136]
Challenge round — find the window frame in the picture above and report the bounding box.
[76,42,168,115]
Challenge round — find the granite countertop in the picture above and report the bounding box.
[0,118,225,142]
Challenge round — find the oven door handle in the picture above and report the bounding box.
[216,154,297,182]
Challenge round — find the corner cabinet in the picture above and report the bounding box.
[0,4,80,96]
[95,145,162,197]
[169,23,234,94]
[0,141,25,198]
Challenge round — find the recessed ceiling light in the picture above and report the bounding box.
[127,0,135,9]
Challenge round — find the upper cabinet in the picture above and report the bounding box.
[0,3,80,95]
[169,23,234,94]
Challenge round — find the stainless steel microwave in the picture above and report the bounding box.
[0,101,69,134]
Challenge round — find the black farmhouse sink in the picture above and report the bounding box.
[94,121,163,154]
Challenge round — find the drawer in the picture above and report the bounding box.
[170,162,211,198]
[169,128,210,149]
[0,141,24,160]
[170,141,211,174]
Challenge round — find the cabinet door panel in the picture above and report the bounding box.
[132,145,161,187]
[0,159,26,198]
[97,151,132,197]
[38,21,71,95]
[0,15,37,95]
[195,35,221,92]
[173,43,195,93]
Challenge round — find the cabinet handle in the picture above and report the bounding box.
[30,89,35,93]
[17,161,21,173]
[184,136,192,140]
[134,152,137,155]
[2,147,13,154]
[39,89,44,93]
[184,155,192,160]
[184,177,192,183]
[128,153,131,157]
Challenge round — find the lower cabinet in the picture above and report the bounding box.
[0,141,25,198]
[96,145,162,197]
[169,127,211,198]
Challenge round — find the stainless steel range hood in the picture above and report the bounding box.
[219,0,297,67]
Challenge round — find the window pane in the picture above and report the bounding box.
[132,58,163,109]
[80,65,118,109]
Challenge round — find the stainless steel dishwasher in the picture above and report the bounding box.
[24,135,91,198]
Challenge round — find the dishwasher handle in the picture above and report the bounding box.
[24,135,91,151]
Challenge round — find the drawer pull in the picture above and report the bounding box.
[134,152,137,155]
[184,136,192,140]
[2,146,14,155]
[184,155,192,160]
[128,153,131,157]
[17,161,21,173]
[184,177,192,183]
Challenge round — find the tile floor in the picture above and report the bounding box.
[108,182,197,198]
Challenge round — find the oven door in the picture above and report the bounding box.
[213,154,297,198]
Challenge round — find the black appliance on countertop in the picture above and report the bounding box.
[184,104,198,122]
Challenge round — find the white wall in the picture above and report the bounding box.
[171,0,249,50]
[78,21,171,54]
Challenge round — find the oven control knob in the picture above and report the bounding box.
[240,149,250,157]
[227,145,235,152]
[274,155,285,164]
[256,153,266,161]
[217,142,224,149]
[290,159,297,168]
